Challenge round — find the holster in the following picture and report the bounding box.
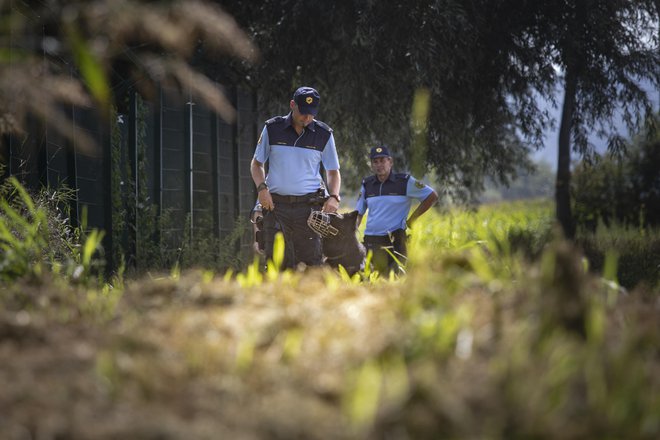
[307,188,328,206]
[255,229,265,251]
[388,229,407,245]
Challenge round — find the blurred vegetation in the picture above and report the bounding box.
[479,161,555,204]
[2,190,659,438]
[577,223,660,290]
[570,116,660,289]
[572,115,660,230]
[0,0,256,149]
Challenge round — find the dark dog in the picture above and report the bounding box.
[320,210,366,276]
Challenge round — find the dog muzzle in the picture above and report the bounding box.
[307,211,340,237]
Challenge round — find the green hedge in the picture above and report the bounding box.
[572,120,660,230]
[577,223,660,290]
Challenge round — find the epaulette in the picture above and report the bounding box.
[363,175,378,185]
[313,120,333,133]
[265,116,285,125]
[394,173,410,181]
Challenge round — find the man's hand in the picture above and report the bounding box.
[322,196,339,213]
[258,189,274,211]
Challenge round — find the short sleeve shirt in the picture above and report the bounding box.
[253,113,339,196]
[356,172,434,236]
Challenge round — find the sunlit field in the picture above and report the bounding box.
[2,192,659,439]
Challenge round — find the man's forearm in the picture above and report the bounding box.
[408,191,438,225]
[251,159,266,186]
[326,169,341,195]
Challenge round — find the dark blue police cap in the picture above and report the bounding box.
[370,146,391,159]
[293,87,320,116]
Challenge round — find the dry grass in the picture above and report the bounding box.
[1,268,407,438]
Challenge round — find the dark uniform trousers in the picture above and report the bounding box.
[263,192,323,269]
[363,230,407,274]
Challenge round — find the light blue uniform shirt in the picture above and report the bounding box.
[356,172,433,236]
[253,114,339,196]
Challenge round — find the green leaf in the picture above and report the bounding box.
[272,232,285,271]
[82,229,105,268]
[343,360,382,429]
[602,251,618,283]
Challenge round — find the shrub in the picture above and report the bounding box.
[577,222,660,290]
[572,117,660,230]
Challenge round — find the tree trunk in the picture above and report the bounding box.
[556,63,578,239]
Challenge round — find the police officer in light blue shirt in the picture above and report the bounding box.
[356,145,438,274]
[251,86,341,269]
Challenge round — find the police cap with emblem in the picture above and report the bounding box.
[370,145,391,159]
[293,87,320,116]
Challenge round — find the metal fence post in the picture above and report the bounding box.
[127,88,138,266]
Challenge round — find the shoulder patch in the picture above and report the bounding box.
[313,120,333,133]
[415,180,425,189]
[265,116,284,125]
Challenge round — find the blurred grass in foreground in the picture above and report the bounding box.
[1,195,659,438]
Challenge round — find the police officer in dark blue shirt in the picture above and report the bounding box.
[356,146,438,274]
[250,87,341,269]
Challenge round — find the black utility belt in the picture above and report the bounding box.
[364,230,406,245]
[271,192,322,204]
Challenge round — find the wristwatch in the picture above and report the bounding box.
[256,182,268,192]
[329,194,341,203]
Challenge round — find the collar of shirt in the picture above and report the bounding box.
[284,112,317,132]
[376,171,396,184]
